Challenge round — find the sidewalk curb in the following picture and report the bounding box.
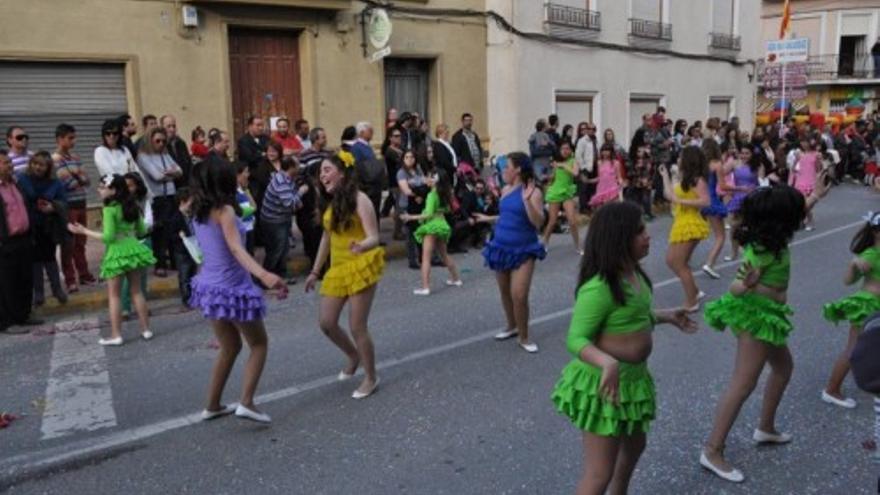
[37,241,409,317]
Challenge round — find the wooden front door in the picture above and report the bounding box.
[228,28,302,138]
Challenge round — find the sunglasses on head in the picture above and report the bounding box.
[13,134,29,141]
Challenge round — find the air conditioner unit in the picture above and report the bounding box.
[182,5,199,28]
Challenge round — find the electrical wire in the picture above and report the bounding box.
[361,0,755,67]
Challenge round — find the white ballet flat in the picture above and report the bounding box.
[494,329,518,341]
[753,429,792,444]
[699,451,744,483]
[338,369,355,381]
[821,390,856,409]
[518,341,539,353]
[141,330,154,341]
[98,337,123,346]
[201,404,235,421]
[352,378,380,400]
[697,291,707,301]
[701,265,721,279]
[445,279,463,287]
[235,404,271,423]
[413,288,431,296]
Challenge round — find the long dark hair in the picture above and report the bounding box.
[103,174,141,223]
[434,169,454,209]
[734,185,805,257]
[123,172,147,203]
[553,139,574,163]
[191,155,241,223]
[577,201,652,305]
[679,146,708,192]
[318,154,359,233]
[851,214,880,254]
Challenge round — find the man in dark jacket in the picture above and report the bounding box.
[161,114,193,188]
[0,150,41,334]
[431,123,457,182]
[237,116,270,173]
[451,113,484,171]
[352,122,385,226]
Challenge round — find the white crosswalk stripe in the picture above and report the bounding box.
[40,318,117,440]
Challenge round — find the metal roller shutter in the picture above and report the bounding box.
[0,61,128,205]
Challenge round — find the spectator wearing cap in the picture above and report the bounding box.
[5,126,33,175]
[0,150,42,334]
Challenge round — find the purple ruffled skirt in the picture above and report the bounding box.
[189,279,267,322]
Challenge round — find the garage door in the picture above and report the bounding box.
[0,61,128,205]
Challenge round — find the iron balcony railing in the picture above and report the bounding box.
[709,32,741,51]
[629,18,672,41]
[546,3,601,31]
[758,54,879,83]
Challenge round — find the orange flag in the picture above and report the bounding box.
[779,0,791,39]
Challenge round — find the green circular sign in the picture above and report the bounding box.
[368,8,392,49]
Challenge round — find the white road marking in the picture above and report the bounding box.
[0,220,863,478]
[39,318,117,440]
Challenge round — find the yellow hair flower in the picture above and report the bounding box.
[337,150,355,168]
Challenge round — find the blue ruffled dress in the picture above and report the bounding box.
[482,186,546,271]
[700,171,727,218]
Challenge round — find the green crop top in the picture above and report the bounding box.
[101,203,146,244]
[736,244,790,289]
[857,247,880,279]
[566,274,655,357]
[421,189,448,220]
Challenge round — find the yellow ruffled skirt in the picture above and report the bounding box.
[669,214,710,243]
[320,247,385,297]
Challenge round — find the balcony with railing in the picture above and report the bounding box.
[629,18,672,42]
[545,3,601,41]
[758,54,879,84]
[709,32,741,51]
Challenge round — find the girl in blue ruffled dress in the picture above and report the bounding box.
[474,152,546,353]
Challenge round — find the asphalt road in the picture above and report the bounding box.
[1,184,878,495]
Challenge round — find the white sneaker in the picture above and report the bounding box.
[235,404,271,423]
[699,451,744,483]
[753,429,792,444]
[98,337,123,346]
[821,390,857,409]
[413,288,431,296]
[445,279,463,287]
[702,265,721,279]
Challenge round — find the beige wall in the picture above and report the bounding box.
[0,0,487,147]
[761,0,880,56]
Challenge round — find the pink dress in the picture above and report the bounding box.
[589,159,620,207]
[791,151,818,195]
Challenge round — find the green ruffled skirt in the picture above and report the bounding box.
[551,360,654,437]
[545,183,577,204]
[414,217,451,243]
[823,290,880,326]
[704,292,794,346]
[101,237,157,280]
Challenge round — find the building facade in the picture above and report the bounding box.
[486,0,760,152]
[0,0,487,204]
[760,0,880,119]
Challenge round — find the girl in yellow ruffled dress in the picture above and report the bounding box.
[305,152,385,400]
[660,146,710,312]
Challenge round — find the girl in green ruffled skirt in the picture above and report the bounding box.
[701,186,808,483]
[550,201,696,494]
[821,212,880,409]
[401,169,461,296]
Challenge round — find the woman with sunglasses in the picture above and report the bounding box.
[94,120,139,178]
[136,128,183,278]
